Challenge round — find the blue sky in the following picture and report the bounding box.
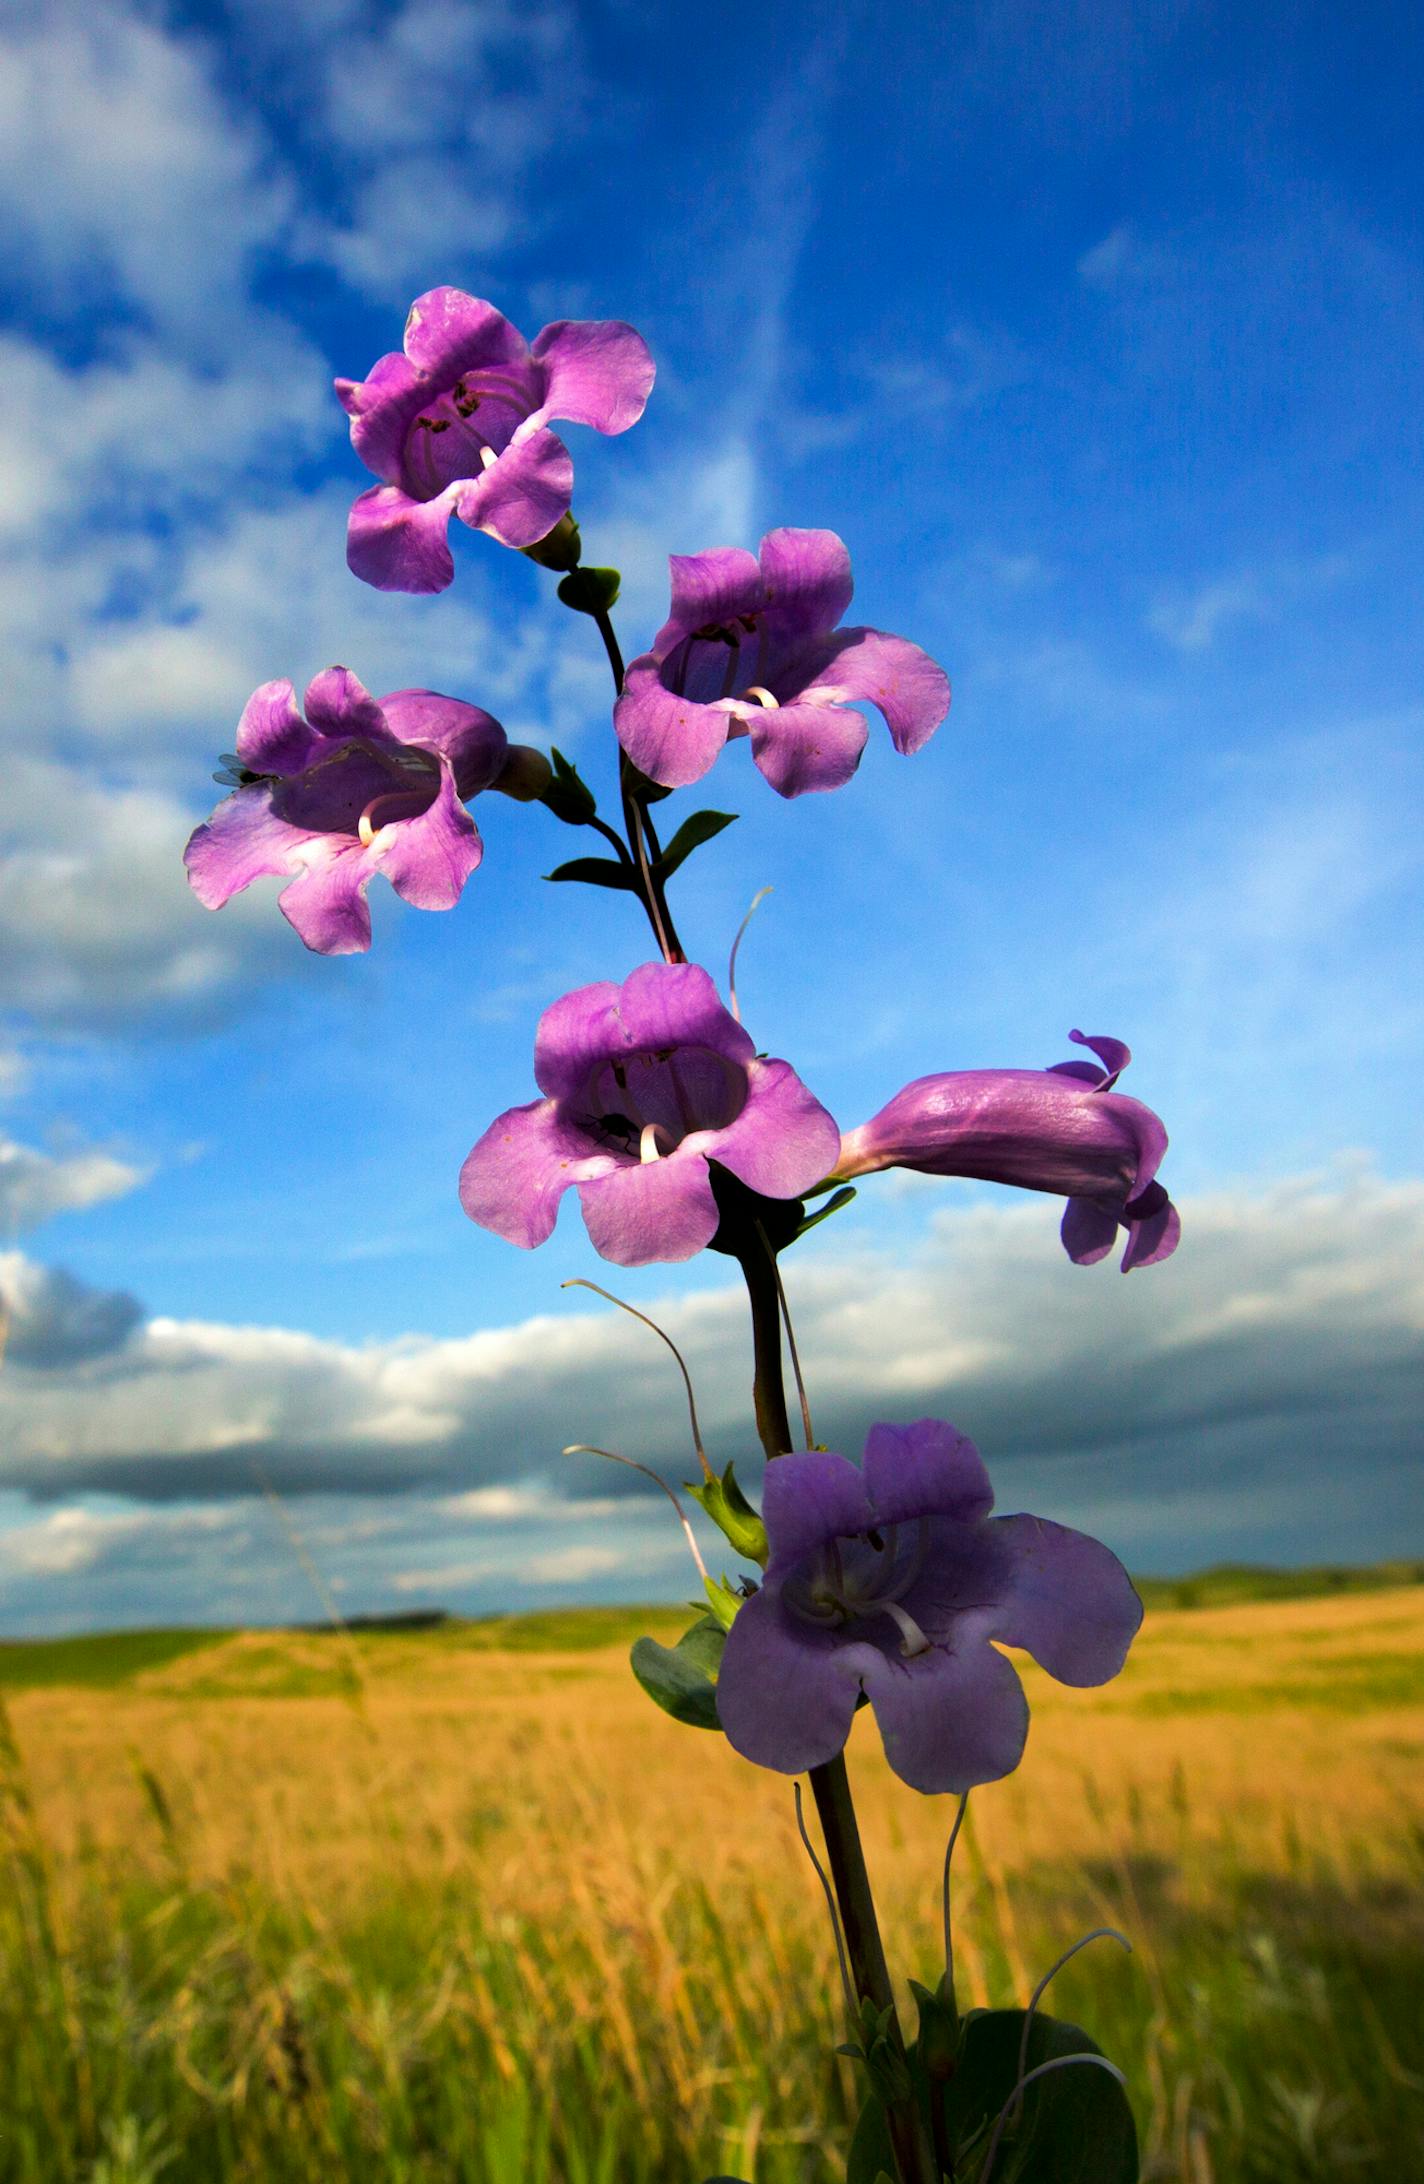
[0,0,1420,1632]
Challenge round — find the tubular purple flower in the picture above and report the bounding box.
[614,528,950,797]
[835,1031,1181,1271]
[336,289,656,592]
[715,1419,1143,1795]
[459,962,841,1267]
[184,668,509,955]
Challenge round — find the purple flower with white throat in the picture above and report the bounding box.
[459,962,841,1267]
[336,288,655,592]
[613,528,950,797]
[835,1031,1180,1271]
[184,668,509,955]
[715,1420,1142,1795]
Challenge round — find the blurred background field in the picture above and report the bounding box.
[1,1571,1420,2184]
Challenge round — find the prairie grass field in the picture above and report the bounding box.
[1,1571,1421,2184]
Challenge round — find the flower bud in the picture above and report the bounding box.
[491,745,554,801]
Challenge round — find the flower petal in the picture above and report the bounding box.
[335,348,423,484]
[805,628,950,756]
[402,287,531,379]
[711,1057,841,1200]
[575,1150,721,1266]
[1060,1195,1121,1265]
[987,1514,1143,1686]
[460,1098,613,1249]
[379,690,508,795]
[837,1071,1158,1202]
[861,1638,1030,1794]
[716,1588,871,1775]
[303,665,386,741]
[758,528,854,642]
[275,841,377,956]
[347,482,460,594]
[862,1420,995,1527]
[453,424,574,549]
[613,660,732,789]
[376,765,483,911]
[657,546,764,654]
[530,319,656,433]
[1122,1186,1181,1270]
[761,1450,874,1572]
[235,680,319,775]
[184,787,307,909]
[749,698,869,798]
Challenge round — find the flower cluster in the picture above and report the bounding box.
[183,285,1176,1815]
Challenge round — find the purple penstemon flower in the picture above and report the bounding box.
[459,962,841,1267]
[716,1419,1142,1795]
[835,1030,1181,1271]
[613,527,951,797]
[184,667,510,955]
[336,288,656,592]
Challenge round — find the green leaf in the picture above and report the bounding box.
[653,808,738,879]
[543,856,639,892]
[557,565,621,613]
[686,1461,769,1565]
[539,747,598,825]
[621,758,675,803]
[845,2092,895,2184]
[703,1573,743,1631]
[946,2009,1138,2183]
[794,1184,857,1239]
[629,1616,725,1731]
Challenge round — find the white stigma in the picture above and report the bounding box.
[742,684,780,710]
[880,1600,933,1658]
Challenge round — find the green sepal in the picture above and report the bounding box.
[845,2092,894,2184]
[795,1184,857,1238]
[909,1972,960,2083]
[686,1460,769,1566]
[653,809,738,879]
[621,758,675,804]
[557,565,621,614]
[703,1572,743,1631]
[945,2009,1138,2183]
[538,747,598,826]
[629,1615,725,1731]
[523,513,582,570]
[543,856,639,892]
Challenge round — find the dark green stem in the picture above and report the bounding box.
[589,605,686,964]
[738,1242,940,2184]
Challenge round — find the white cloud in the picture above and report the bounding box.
[0,3,290,345]
[0,1135,144,1241]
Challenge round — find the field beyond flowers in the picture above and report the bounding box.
[1,1571,1421,2183]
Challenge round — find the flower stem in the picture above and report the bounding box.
[588,603,686,963]
[737,1245,940,2184]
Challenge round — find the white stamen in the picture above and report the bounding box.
[880,1599,932,1658]
[358,811,380,847]
[742,684,780,710]
[639,1121,666,1164]
[478,444,499,470]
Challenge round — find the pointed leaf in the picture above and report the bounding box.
[794,1185,857,1239]
[653,809,739,879]
[946,2009,1138,2183]
[544,857,639,892]
[629,1616,725,1731]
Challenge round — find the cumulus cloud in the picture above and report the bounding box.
[0,1253,144,1368]
[0,1136,143,1239]
[1,1173,1419,1570]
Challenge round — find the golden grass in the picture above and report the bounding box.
[4,1586,1421,2181]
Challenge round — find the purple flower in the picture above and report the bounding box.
[336,288,655,593]
[716,1420,1142,1795]
[613,528,950,798]
[184,667,509,955]
[459,962,841,1267]
[835,1031,1180,1271]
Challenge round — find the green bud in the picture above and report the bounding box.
[539,747,598,826]
[523,512,582,571]
[490,745,554,802]
[686,1461,769,1566]
[909,1973,960,2083]
[557,565,622,615]
[703,1573,742,1631]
